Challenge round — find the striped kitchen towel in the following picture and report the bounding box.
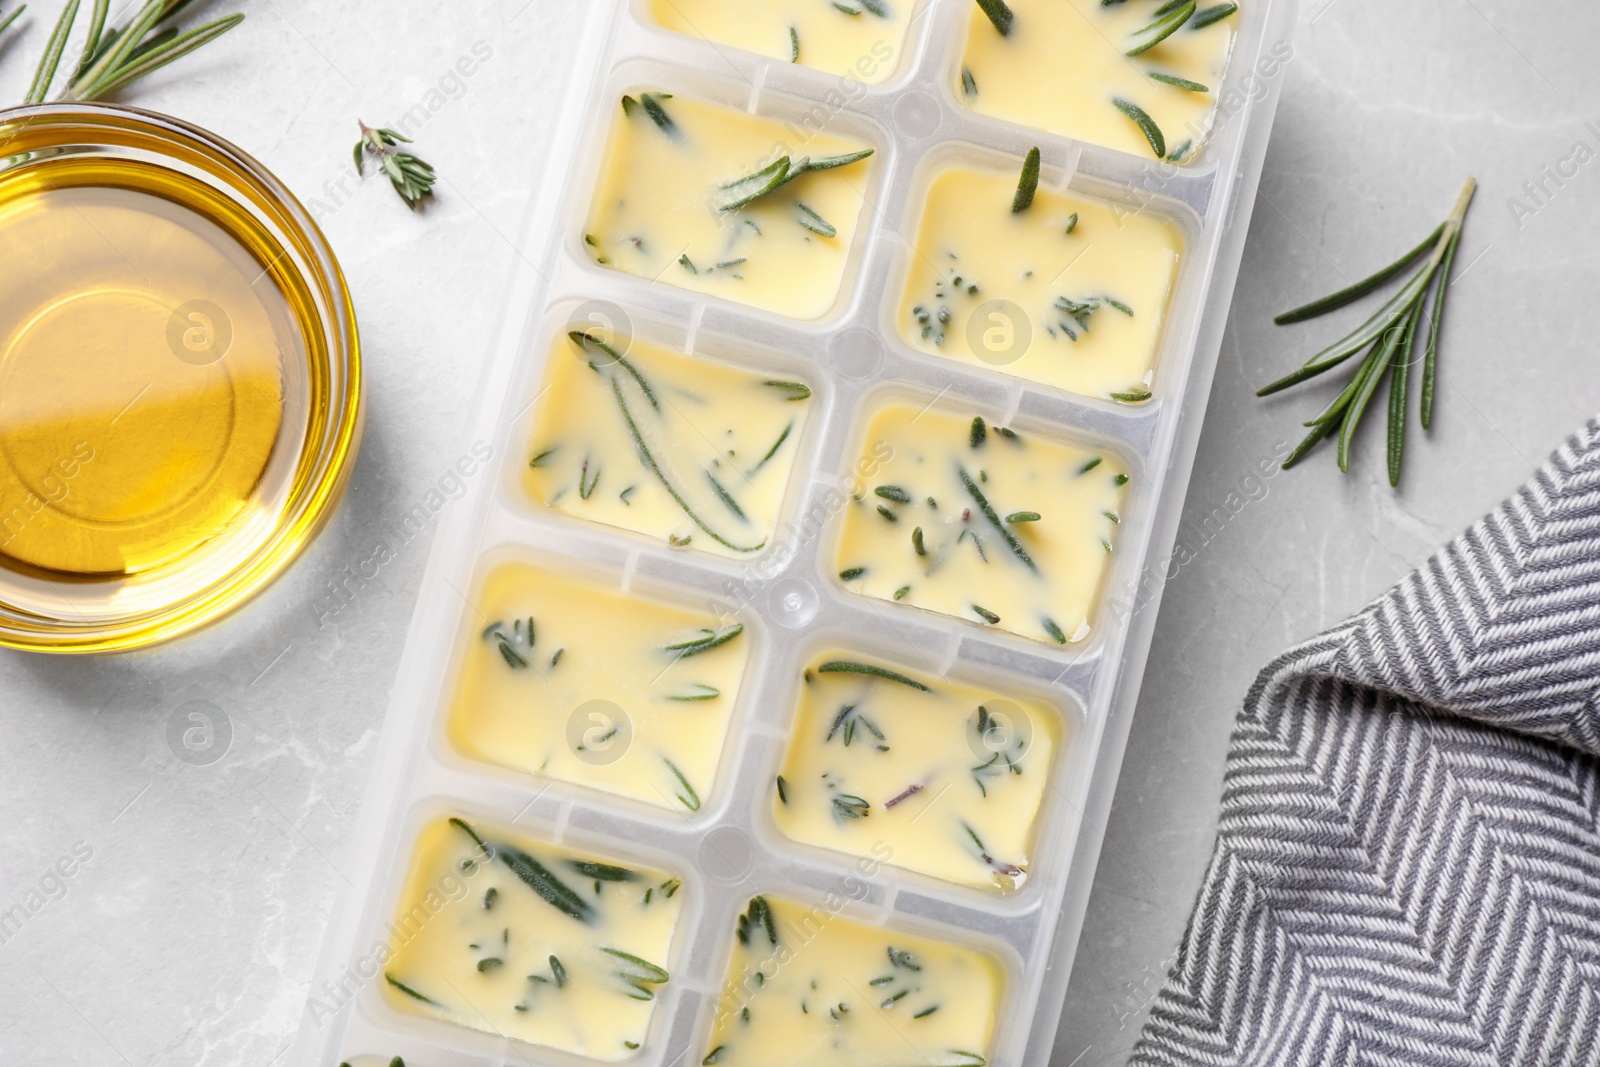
[1132,417,1600,1067]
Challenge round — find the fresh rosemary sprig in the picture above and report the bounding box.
[0,6,24,44]
[1260,178,1476,484]
[25,0,244,105]
[354,121,437,210]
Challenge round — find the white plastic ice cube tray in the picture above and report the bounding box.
[293,0,1297,1064]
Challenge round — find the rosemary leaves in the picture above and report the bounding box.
[24,0,244,105]
[385,816,685,1055]
[1259,178,1477,484]
[714,149,874,213]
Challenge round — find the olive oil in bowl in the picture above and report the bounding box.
[0,106,360,652]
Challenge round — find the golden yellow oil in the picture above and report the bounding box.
[0,155,314,579]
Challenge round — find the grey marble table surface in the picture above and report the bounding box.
[1,2,1597,1064]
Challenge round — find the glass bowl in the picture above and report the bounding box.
[0,103,361,652]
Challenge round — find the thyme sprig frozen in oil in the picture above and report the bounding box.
[26,0,244,105]
[1258,178,1477,485]
[354,121,438,210]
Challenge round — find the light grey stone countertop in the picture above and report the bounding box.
[0,1,1596,1065]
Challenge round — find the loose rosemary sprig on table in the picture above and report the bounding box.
[1258,178,1477,484]
[0,6,24,45]
[23,0,243,104]
[354,120,438,210]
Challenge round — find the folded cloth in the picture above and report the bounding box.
[1131,418,1600,1067]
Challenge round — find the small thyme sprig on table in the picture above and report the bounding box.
[1258,178,1477,484]
[24,0,244,104]
[354,120,438,210]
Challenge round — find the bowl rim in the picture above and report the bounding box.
[0,101,363,654]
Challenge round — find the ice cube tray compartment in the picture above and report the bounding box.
[293,0,1297,1064]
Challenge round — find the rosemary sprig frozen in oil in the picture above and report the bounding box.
[1012,146,1041,213]
[602,946,671,1001]
[974,0,1013,36]
[737,895,779,947]
[24,0,244,105]
[610,376,766,553]
[665,622,744,658]
[1125,0,1194,55]
[354,121,438,210]
[713,148,874,213]
[1111,98,1165,159]
[497,842,596,923]
[385,973,442,1007]
[1258,178,1477,485]
[815,660,931,691]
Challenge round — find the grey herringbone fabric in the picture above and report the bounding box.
[1132,417,1600,1067]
